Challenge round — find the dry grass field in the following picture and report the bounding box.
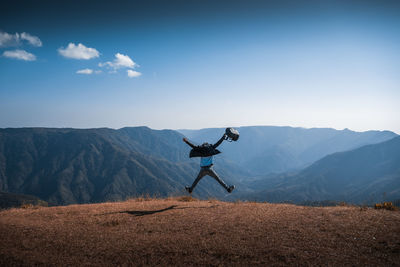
[1,197,399,266]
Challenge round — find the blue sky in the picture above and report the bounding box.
[1,0,399,133]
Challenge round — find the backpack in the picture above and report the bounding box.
[189,143,221,158]
[225,127,239,141]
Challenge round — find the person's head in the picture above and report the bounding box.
[201,142,209,147]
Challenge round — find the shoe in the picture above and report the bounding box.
[227,185,235,193]
[185,186,192,194]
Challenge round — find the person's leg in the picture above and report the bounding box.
[189,168,207,192]
[206,167,229,191]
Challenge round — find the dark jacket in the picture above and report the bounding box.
[184,135,225,158]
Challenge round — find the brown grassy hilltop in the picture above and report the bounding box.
[1,197,399,266]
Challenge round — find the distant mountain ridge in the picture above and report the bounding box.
[180,126,397,175]
[240,136,400,204]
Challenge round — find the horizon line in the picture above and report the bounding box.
[0,124,398,135]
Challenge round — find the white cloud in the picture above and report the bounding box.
[0,31,16,47]
[20,32,42,47]
[99,53,136,69]
[127,69,141,78]
[114,53,135,68]
[0,31,42,47]
[58,43,100,60]
[76,68,94,74]
[76,69,102,75]
[3,49,36,61]
[99,53,141,78]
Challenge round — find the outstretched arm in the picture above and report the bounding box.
[213,134,227,148]
[183,137,196,148]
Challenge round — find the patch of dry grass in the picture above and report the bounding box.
[375,201,398,211]
[174,196,198,202]
[0,198,399,266]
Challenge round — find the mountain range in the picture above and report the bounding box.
[0,126,398,206]
[0,127,245,205]
[237,136,400,204]
[179,126,396,175]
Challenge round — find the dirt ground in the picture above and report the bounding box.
[1,197,399,266]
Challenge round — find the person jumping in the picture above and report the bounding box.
[183,132,235,194]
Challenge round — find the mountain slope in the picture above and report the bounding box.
[0,191,48,209]
[180,126,397,175]
[247,136,400,204]
[0,128,246,205]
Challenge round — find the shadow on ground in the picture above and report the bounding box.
[100,204,220,217]
[120,205,178,216]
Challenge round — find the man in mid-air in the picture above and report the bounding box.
[183,132,235,194]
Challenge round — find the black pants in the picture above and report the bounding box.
[190,166,229,191]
